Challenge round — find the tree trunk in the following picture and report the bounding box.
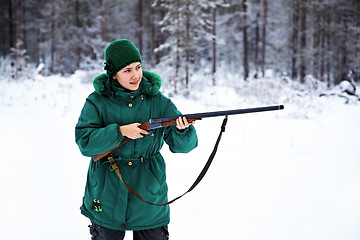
[150,5,156,66]
[254,0,261,78]
[8,0,14,50]
[138,0,143,54]
[21,0,27,51]
[291,0,299,80]
[243,0,249,81]
[75,0,81,68]
[325,29,332,86]
[50,0,55,73]
[339,5,351,84]
[99,0,106,41]
[261,0,267,76]
[212,3,217,85]
[320,27,325,82]
[312,6,320,79]
[14,0,23,78]
[154,9,165,65]
[174,1,180,94]
[299,0,307,83]
[185,2,190,89]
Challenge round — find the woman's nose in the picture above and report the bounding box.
[132,70,141,79]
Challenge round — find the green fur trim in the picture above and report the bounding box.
[93,73,109,94]
[142,70,162,95]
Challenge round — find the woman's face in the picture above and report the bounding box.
[113,62,143,91]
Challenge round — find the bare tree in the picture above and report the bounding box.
[243,0,249,81]
[290,0,299,80]
[8,0,15,51]
[138,0,143,54]
[254,0,261,78]
[212,2,216,85]
[261,0,267,76]
[299,0,307,83]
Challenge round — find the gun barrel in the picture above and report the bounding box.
[149,105,284,124]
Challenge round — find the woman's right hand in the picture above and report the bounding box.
[120,123,150,139]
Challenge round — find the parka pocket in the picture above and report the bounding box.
[135,155,167,200]
[145,155,166,186]
[83,162,128,226]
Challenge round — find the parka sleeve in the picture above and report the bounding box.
[75,97,124,157]
[162,99,198,153]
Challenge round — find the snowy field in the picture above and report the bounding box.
[1,71,360,240]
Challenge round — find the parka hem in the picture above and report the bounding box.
[81,208,170,231]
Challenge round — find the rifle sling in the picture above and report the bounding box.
[108,115,228,206]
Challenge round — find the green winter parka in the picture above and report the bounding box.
[75,70,198,231]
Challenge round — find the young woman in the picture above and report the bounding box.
[75,39,198,240]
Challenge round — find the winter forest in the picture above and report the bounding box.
[1,0,360,91]
[1,1,360,240]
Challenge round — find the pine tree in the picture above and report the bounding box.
[10,39,30,80]
[154,0,212,94]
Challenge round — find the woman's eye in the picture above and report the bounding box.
[136,65,141,70]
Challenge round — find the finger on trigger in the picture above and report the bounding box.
[141,129,150,135]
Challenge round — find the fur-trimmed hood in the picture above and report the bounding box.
[93,70,162,96]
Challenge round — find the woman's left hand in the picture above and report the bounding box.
[176,117,195,130]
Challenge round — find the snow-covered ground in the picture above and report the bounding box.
[1,71,359,240]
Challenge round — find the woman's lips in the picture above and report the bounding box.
[130,79,140,85]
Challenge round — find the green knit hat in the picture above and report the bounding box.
[104,39,142,76]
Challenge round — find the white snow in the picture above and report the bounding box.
[1,71,359,240]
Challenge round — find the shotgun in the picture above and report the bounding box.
[92,104,284,162]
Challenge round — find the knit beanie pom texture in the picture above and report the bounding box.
[104,39,142,76]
